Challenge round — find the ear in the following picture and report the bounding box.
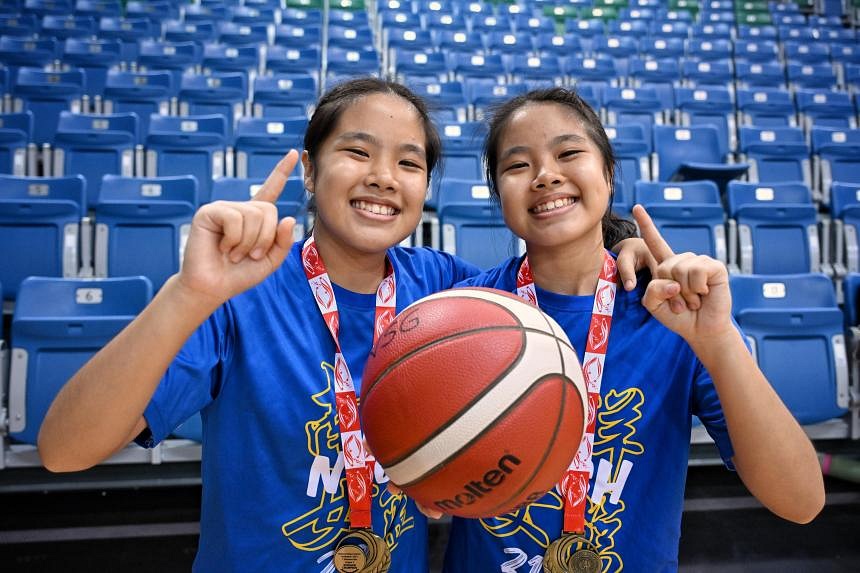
[301,150,314,194]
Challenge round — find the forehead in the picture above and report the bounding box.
[501,102,591,145]
[332,92,425,140]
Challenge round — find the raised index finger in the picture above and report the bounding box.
[252,149,299,204]
[632,204,675,264]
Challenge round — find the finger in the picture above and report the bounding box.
[207,203,244,255]
[252,149,299,204]
[641,279,681,316]
[265,217,296,269]
[249,203,279,261]
[227,203,265,263]
[671,256,703,311]
[632,204,675,264]
[386,482,403,496]
[615,246,638,291]
[417,502,443,520]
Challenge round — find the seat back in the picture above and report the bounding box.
[0,111,33,176]
[232,117,307,179]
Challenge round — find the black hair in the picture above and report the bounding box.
[483,87,637,249]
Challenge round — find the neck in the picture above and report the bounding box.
[311,231,388,295]
[526,230,606,296]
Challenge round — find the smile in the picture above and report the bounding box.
[351,200,398,216]
[530,197,578,214]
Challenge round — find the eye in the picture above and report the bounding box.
[559,149,581,159]
[399,159,425,170]
[503,161,528,173]
[345,147,369,158]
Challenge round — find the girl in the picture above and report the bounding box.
[37,79,649,572]
[442,88,824,572]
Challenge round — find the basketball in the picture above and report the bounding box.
[360,287,586,519]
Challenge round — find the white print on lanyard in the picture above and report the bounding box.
[515,251,617,534]
[301,236,397,529]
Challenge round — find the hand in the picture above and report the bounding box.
[634,205,735,345]
[386,482,443,519]
[612,237,658,291]
[176,150,299,306]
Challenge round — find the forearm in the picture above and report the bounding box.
[38,275,220,472]
[692,332,825,523]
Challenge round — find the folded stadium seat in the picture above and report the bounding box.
[265,46,322,79]
[328,6,369,25]
[469,81,528,121]
[843,272,860,327]
[564,18,605,45]
[566,55,620,103]
[144,114,226,204]
[736,87,798,128]
[734,39,780,64]
[0,36,58,89]
[163,19,218,44]
[74,1,120,20]
[391,49,447,84]
[60,38,121,99]
[830,182,860,276]
[232,117,307,179]
[184,2,227,23]
[590,34,639,77]
[433,28,483,54]
[378,9,422,33]
[834,46,860,87]
[649,19,691,40]
[437,146,484,182]
[39,15,96,40]
[652,125,749,193]
[471,13,513,35]
[137,40,203,93]
[438,120,487,155]
[326,47,381,85]
[581,6,619,24]
[606,123,651,216]
[210,177,306,239]
[639,36,686,61]
[22,0,72,17]
[676,85,736,156]
[0,13,38,37]
[451,53,507,85]
[217,21,269,47]
[0,111,33,176]
[328,24,375,51]
[97,17,158,63]
[607,19,649,38]
[727,180,820,275]
[691,22,733,40]
[778,24,816,44]
[729,273,849,425]
[735,61,787,90]
[626,58,680,112]
[484,31,535,57]
[686,37,733,64]
[51,111,137,206]
[102,70,172,143]
[7,276,151,447]
[202,43,260,82]
[124,0,178,23]
[509,54,565,87]
[409,80,468,123]
[796,90,858,133]
[12,68,85,145]
[227,3,277,25]
[251,74,316,119]
[512,13,555,35]
[425,11,468,36]
[681,59,734,91]
[437,180,523,270]
[0,174,86,300]
[812,127,860,203]
[618,6,657,21]
[634,179,728,261]
[280,6,323,28]
[788,63,840,92]
[784,40,831,67]
[178,72,247,138]
[274,22,322,49]
[736,23,778,41]
[738,126,812,189]
[94,174,197,291]
[603,86,665,147]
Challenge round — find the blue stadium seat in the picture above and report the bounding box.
[727,180,820,274]
[0,174,86,300]
[565,18,605,41]
[410,80,468,123]
[653,125,749,192]
[40,15,96,39]
[74,0,122,18]
[735,61,787,90]
[512,14,555,34]
[681,58,734,90]
[606,123,650,215]
[326,47,380,81]
[438,120,486,153]
[328,8,369,27]
[796,90,858,133]
[274,23,322,49]
[280,7,322,28]
[7,275,152,445]
[608,19,649,37]
[729,273,848,424]
[734,39,780,63]
[210,177,306,237]
[144,114,227,204]
[97,17,158,62]
[485,31,534,56]
[650,19,691,38]
[638,37,685,60]
[0,111,32,176]
[843,272,860,327]
[603,86,664,147]
[534,33,582,59]
[737,24,778,40]
[217,21,269,47]
[251,74,316,119]
[202,43,260,79]
[183,2,226,23]
[691,22,733,40]
[590,34,638,76]
[471,13,513,35]
[451,53,506,83]
[102,70,173,143]
[137,40,202,90]
[634,180,727,261]
[0,13,38,36]
[469,81,527,120]
[738,126,811,188]
[566,55,620,100]
[328,24,375,51]
[736,88,797,128]
[125,0,179,23]
[676,86,735,155]
[391,49,447,84]
[60,38,121,97]
[265,45,321,77]
[509,54,564,86]
[784,40,831,66]
[94,175,197,290]
[0,37,58,82]
[164,20,218,45]
[830,182,860,275]
[686,38,733,62]
[378,10,422,32]
[228,4,276,25]
[812,127,860,200]
[788,63,839,91]
[232,117,306,179]
[52,111,138,206]
[12,68,85,145]
[178,72,247,137]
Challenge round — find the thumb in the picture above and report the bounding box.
[642,279,681,315]
[253,150,299,204]
[265,217,296,268]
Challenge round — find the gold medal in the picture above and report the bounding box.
[543,533,600,573]
[333,528,391,573]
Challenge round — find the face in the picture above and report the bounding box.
[494,102,610,250]
[303,92,429,256]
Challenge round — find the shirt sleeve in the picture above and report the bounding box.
[135,304,234,447]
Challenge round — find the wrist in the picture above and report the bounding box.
[162,274,224,321]
[688,327,747,368]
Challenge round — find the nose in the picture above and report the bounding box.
[365,158,397,192]
[530,164,565,192]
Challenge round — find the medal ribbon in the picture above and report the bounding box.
[515,250,617,534]
[302,236,397,530]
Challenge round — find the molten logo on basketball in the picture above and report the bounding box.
[433,454,522,512]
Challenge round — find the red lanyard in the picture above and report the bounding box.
[516,251,618,534]
[301,236,397,530]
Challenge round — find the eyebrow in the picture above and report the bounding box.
[338,131,426,157]
[498,133,588,162]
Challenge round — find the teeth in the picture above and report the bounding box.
[532,197,576,213]
[353,200,396,216]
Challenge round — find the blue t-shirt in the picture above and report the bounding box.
[443,256,735,573]
[139,242,479,572]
